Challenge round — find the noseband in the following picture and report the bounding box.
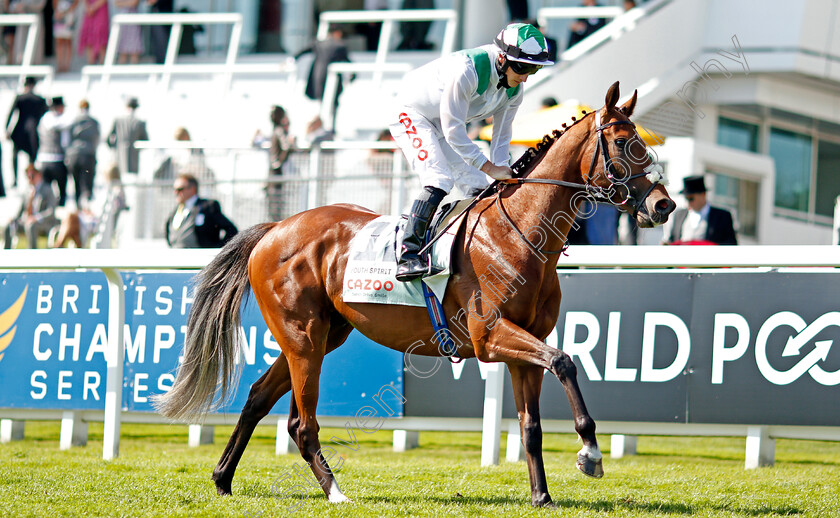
[496,110,666,255]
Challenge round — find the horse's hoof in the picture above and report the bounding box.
[531,494,555,508]
[216,485,232,496]
[576,452,604,478]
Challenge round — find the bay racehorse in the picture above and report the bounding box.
[154,82,675,507]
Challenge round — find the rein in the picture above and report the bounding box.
[497,110,663,254]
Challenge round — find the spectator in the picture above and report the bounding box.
[107,97,148,175]
[3,164,59,249]
[506,0,528,21]
[266,105,294,221]
[624,0,637,11]
[360,0,387,51]
[302,115,333,148]
[165,173,238,248]
[397,0,434,51]
[66,98,100,205]
[663,175,738,245]
[36,96,72,206]
[5,76,48,188]
[53,162,126,248]
[147,0,173,64]
[177,6,203,55]
[568,0,607,49]
[114,0,143,64]
[53,0,78,73]
[541,96,559,109]
[582,201,619,245]
[152,126,213,182]
[296,25,352,118]
[77,0,109,64]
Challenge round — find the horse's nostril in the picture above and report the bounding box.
[655,199,674,215]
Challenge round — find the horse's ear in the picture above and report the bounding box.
[605,81,620,110]
[620,89,638,117]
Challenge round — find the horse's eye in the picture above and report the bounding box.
[615,138,627,149]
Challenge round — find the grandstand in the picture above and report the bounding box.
[1,0,839,247]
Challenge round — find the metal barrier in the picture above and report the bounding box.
[129,140,421,244]
[0,14,54,86]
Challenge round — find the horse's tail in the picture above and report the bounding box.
[153,222,276,420]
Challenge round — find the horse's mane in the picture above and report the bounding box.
[511,109,594,177]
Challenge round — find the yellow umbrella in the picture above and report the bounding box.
[479,101,665,147]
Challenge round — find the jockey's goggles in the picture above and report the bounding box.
[507,60,543,75]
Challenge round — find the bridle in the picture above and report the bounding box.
[496,109,665,255]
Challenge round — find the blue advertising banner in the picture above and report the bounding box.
[0,272,404,417]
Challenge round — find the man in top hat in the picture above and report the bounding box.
[663,175,738,245]
[107,97,149,175]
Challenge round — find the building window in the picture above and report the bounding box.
[769,127,812,213]
[710,172,758,238]
[816,140,840,218]
[717,117,759,152]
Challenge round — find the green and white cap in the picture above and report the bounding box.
[494,23,554,66]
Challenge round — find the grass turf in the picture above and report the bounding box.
[1,421,839,517]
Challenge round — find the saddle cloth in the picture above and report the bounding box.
[342,201,469,307]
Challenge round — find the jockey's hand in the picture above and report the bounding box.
[481,161,513,181]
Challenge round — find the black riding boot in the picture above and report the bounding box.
[396,186,446,282]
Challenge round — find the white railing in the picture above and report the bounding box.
[81,13,296,92]
[3,246,840,462]
[0,14,53,87]
[316,9,458,130]
[538,0,673,63]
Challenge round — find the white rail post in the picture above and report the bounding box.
[188,424,215,447]
[610,434,638,458]
[745,426,775,469]
[276,418,299,455]
[506,420,525,462]
[102,268,125,460]
[393,430,419,452]
[833,195,840,245]
[0,419,25,442]
[224,17,243,93]
[60,411,88,449]
[480,362,504,466]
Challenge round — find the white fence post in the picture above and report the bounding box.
[393,430,419,452]
[480,363,504,466]
[0,419,25,442]
[745,426,775,469]
[188,425,215,447]
[276,418,299,455]
[60,411,88,449]
[610,434,638,458]
[102,268,125,461]
[506,420,525,462]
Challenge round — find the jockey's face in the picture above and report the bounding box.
[505,66,531,88]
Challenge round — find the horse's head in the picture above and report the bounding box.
[582,81,675,228]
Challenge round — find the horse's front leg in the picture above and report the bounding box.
[508,363,553,507]
[476,317,603,479]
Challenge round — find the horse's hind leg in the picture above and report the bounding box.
[508,364,553,507]
[212,352,293,495]
[285,347,350,503]
[212,319,352,496]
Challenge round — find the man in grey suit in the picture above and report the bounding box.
[3,164,59,248]
[107,98,149,175]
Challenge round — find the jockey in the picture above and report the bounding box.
[389,23,554,282]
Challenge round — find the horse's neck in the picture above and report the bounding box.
[504,127,591,262]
